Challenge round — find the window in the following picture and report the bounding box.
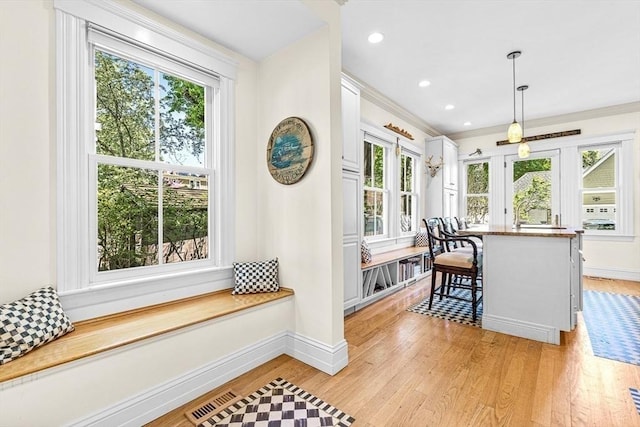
[580,145,619,231]
[363,139,387,237]
[506,150,560,226]
[464,161,489,225]
[92,45,216,279]
[55,2,236,317]
[399,153,418,233]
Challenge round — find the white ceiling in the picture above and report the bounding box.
[133,0,640,137]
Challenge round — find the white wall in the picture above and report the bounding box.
[0,0,55,302]
[256,1,344,346]
[360,96,433,152]
[454,111,640,280]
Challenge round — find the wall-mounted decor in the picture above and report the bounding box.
[383,122,414,140]
[266,117,314,185]
[496,129,581,146]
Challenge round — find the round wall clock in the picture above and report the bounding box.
[266,116,314,185]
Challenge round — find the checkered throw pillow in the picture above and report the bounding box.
[415,231,429,247]
[361,240,372,264]
[232,258,280,295]
[1,287,75,365]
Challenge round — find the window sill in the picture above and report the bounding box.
[0,288,294,384]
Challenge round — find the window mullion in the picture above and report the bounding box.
[154,69,164,266]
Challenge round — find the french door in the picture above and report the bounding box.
[505,150,561,226]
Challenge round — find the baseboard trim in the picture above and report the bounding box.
[584,267,640,282]
[66,331,348,426]
[285,333,348,375]
[482,314,560,345]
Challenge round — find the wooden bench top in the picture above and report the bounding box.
[0,288,294,384]
[361,246,429,269]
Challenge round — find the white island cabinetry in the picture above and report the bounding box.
[461,226,584,345]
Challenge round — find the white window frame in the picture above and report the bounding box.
[575,139,632,239]
[483,131,633,241]
[55,0,237,320]
[462,159,491,225]
[398,148,420,236]
[362,134,390,240]
[361,124,423,247]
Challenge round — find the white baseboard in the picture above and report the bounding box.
[285,333,348,376]
[66,331,348,427]
[482,314,560,345]
[583,267,640,282]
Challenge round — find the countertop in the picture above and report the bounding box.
[459,225,583,238]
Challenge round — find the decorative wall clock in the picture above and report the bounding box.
[266,116,314,185]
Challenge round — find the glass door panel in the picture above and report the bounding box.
[505,150,560,226]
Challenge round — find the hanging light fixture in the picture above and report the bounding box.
[517,84,530,158]
[507,51,522,143]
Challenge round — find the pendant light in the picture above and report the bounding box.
[517,84,530,158]
[507,51,522,143]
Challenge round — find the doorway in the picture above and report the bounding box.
[505,150,560,226]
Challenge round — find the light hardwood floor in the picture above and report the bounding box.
[147,276,640,426]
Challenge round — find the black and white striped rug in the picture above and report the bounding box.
[407,287,482,328]
[199,378,354,427]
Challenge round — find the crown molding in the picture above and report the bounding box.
[448,101,640,140]
[334,0,348,5]
[342,70,442,138]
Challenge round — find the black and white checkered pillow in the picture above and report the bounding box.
[232,258,279,295]
[0,287,75,365]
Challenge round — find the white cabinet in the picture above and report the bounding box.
[341,75,363,312]
[425,136,459,219]
[442,138,458,191]
[342,171,361,311]
[341,76,361,172]
[443,188,458,219]
[343,240,361,310]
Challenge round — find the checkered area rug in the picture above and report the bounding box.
[630,388,640,415]
[407,287,482,328]
[582,290,640,366]
[199,378,354,427]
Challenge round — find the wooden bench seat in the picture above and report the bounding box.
[361,246,430,269]
[0,287,294,384]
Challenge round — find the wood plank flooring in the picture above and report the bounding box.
[147,276,640,427]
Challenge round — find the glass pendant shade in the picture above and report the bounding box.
[508,121,523,143]
[518,141,530,158]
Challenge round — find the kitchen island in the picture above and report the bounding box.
[459,225,583,344]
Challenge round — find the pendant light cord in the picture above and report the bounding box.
[512,56,517,122]
[521,86,525,137]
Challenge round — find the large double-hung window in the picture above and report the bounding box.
[363,138,387,237]
[399,151,419,233]
[464,160,490,225]
[362,127,422,241]
[579,144,620,232]
[92,40,217,277]
[55,1,235,317]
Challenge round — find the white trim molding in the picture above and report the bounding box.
[285,334,349,376]
[64,331,348,427]
[482,314,561,345]
[54,0,238,318]
[584,267,640,283]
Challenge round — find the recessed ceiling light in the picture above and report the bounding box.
[464,121,471,126]
[445,104,455,110]
[418,80,431,88]
[368,32,384,44]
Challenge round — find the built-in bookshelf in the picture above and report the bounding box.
[354,247,432,312]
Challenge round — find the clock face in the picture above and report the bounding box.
[266,117,314,185]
